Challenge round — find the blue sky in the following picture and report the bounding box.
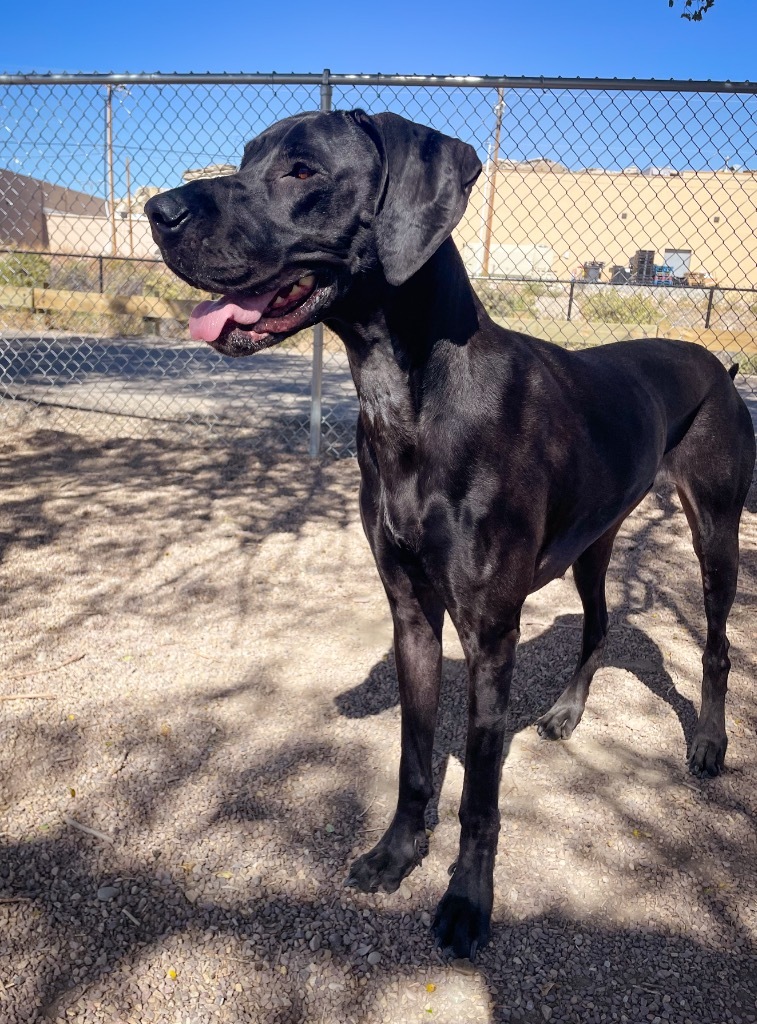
[1,0,755,81]
[1,1,756,199]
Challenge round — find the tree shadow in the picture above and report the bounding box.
[1,682,755,1024]
[335,467,756,837]
[0,426,754,1021]
[335,610,700,834]
[0,425,360,672]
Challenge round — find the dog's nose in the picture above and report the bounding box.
[146,192,192,235]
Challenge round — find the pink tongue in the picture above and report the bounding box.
[189,290,279,343]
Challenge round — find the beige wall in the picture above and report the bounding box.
[45,168,757,290]
[455,166,757,288]
[46,213,160,260]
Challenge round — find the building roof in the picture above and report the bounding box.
[0,168,105,249]
[182,164,237,183]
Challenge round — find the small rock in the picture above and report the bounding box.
[399,882,412,899]
[309,935,321,952]
[420,911,431,928]
[541,1006,552,1021]
[367,951,382,965]
[451,958,476,976]
[96,886,119,901]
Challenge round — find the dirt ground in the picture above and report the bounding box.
[1,409,755,1024]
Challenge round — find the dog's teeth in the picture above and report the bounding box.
[269,275,315,312]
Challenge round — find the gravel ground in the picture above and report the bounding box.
[1,408,755,1024]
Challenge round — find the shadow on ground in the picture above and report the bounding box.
[0,427,755,1023]
[336,612,704,825]
[2,656,755,1023]
[0,426,358,671]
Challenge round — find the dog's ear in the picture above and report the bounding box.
[348,110,482,287]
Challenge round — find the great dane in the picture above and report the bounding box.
[146,110,755,959]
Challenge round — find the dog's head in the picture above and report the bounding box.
[145,110,481,356]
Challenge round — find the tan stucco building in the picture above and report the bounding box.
[455,161,757,288]
[5,161,757,289]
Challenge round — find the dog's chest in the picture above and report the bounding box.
[380,489,424,551]
[377,473,451,555]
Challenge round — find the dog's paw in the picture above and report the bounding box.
[432,890,491,961]
[536,700,583,740]
[346,831,424,894]
[688,730,727,777]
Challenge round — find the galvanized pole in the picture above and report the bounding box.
[309,69,332,458]
[105,85,117,256]
[125,155,134,257]
[482,87,504,278]
[566,279,576,321]
[704,286,716,329]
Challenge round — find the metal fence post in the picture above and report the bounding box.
[704,286,715,330]
[566,280,575,322]
[308,69,333,458]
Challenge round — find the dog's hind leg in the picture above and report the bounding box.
[536,523,620,741]
[676,486,743,776]
[667,385,754,776]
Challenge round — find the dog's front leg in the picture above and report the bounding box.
[433,620,520,959]
[347,573,445,893]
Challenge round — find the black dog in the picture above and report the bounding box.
[146,111,755,960]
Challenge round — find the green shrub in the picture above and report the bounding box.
[501,292,537,316]
[0,252,50,288]
[49,261,98,292]
[143,270,207,302]
[731,354,757,374]
[474,283,537,319]
[580,291,661,325]
[521,281,549,299]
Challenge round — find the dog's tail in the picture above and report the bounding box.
[727,363,739,381]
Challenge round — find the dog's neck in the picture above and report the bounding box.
[327,238,487,460]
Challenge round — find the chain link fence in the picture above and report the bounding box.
[1,72,756,456]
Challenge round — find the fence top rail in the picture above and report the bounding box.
[0,71,756,93]
[0,248,162,265]
[0,247,163,264]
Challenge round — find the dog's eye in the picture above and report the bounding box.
[290,163,315,180]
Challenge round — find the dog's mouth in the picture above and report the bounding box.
[189,272,327,356]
